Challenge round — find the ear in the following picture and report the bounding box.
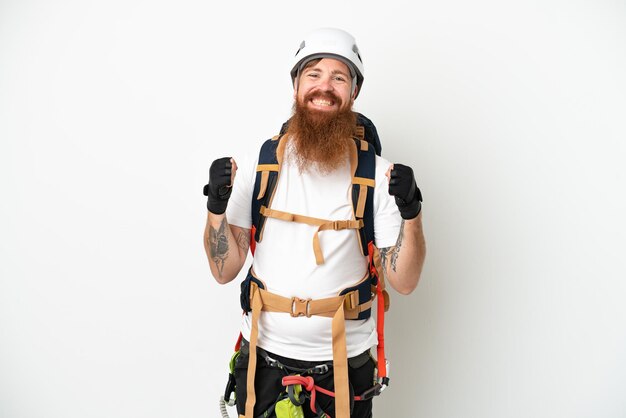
[293,79,299,99]
[352,85,359,100]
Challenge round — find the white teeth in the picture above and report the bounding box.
[312,99,332,106]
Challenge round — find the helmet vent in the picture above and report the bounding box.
[352,45,363,63]
[295,41,306,56]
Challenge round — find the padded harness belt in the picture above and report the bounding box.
[243,275,371,418]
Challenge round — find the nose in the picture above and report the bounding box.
[318,75,334,92]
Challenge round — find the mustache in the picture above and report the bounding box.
[303,91,342,106]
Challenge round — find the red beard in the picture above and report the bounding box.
[285,92,357,174]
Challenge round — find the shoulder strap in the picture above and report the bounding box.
[354,112,382,156]
[251,135,284,251]
[351,138,376,257]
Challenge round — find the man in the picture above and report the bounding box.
[203,28,426,418]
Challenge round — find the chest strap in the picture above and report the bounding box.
[243,272,372,418]
[260,206,364,265]
[252,137,376,260]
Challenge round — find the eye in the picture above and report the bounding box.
[333,75,346,82]
[306,72,320,79]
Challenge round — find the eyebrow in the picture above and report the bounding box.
[331,69,350,77]
[303,66,350,78]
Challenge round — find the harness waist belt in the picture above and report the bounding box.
[243,273,373,418]
[258,286,372,319]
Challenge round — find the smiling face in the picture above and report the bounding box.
[294,58,355,115]
[286,57,357,174]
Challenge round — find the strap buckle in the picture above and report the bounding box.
[291,297,311,317]
[332,220,349,230]
[343,291,360,311]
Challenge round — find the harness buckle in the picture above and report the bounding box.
[343,291,359,311]
[291,297,311,317]
[332,220,349,230]
[312,363,329,374]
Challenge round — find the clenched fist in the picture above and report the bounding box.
[203,157,236,214]
[388,163,423,220]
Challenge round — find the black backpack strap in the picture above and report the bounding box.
[355,112,382,156]
[251,135,283,246]
[351,138,376,257]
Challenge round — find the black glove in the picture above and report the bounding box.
[389,163,423,219]
[203,157,233,214]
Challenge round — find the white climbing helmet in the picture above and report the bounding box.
[290,27,365,98]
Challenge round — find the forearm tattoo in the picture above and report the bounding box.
[208,218,230,276]
[395,219,406,255]
[379,220,406,274]
[379,247,392,274]
[236,230,250,252]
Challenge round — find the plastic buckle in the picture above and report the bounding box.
[343,291,359,311]
[291,297,311,317]
[333,220,348,230]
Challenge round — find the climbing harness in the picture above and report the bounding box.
[221,340,388,418]
[220,117,390,418]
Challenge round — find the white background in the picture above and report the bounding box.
[1,1,625,417]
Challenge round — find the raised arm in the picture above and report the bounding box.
[381,163,427,294]
[202,157,250,284]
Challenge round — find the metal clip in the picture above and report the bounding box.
[312,363,329,374]
[265,354,279,368]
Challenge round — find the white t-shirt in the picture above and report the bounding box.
[227,141,401,360]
